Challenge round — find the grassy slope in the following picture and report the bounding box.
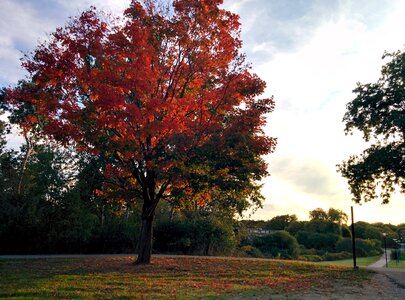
[319,256,381,267]
[0,255,371,299]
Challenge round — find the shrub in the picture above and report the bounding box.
[356,239,382,256]
[253,230,300,259]
[299,247,325,256]
[296,231,340,251]
[336,238,382,257]
[390,249,405,261]
[335,238,352,253]
[286,221,306,236]
[154,216,237,256]
[305,220,341,235]
[153,220,189,254]
[239,245,265,258]
[298,255,323,262]
[363,226,382,240]
[341,225,352,238]
[323,251,352,261]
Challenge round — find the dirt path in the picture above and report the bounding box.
[365,249,405,290]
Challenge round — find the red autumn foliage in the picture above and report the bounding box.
[4,0,276,264]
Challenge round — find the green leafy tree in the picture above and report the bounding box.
[341,224,352,238]
[309,208,328,221]
[363,225,383,240]
[253,230,299,259]
[296,231,340,251]
[305,220,341,235]
[265,214,297,230]
[154,212,236,256]
[0,119,17,197]
[286,221,307,236]
[339,49,405,203]
[327,208,348,224]
[397,226,405,242]
[336,238,382,257]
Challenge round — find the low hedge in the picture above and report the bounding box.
[298,255,323,262]
[323,251,352,261]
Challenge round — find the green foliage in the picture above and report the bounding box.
[322,252,352,261]
[238,245,265,258]
[363,226,382,240]
[335,238,382,257]
[353,221,399,244]
[390,249,403,261]
[294,218,343,251]
[309,208,348,224]
[265,214,297,230]
[154,214,237,256]
[286,221,307,236]
[299,247,325,256]
[0,126,18,199]
[296,231,340,251]
[335,238,353,254]
[355,239,383,257]
[340,49,405,203]
[305,220,341,235]
[153,220,190,254]
[253,230,299,259]
[341,225,352,238]
[397,226,405,240]
[327,208,348,224]
[0,141,141,254]
[298,255,323,262]
[309,208,328,221]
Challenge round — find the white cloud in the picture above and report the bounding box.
[0,0,51,85]
[235,0,405,223]
[55,0,130,16]
[0,0,131,87]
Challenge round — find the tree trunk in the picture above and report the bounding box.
[133,169,168,264]
[17,132,33,196]
[135,209,155,264]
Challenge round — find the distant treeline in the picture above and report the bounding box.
[241,209,404,261]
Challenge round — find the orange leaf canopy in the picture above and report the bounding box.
[6,0,275,209]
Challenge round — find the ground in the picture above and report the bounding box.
[289,273,405,299]
[0,254,405,299]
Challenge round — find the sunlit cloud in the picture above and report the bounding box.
[229,0,405,223]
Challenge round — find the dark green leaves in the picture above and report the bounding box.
[340,49,405,203]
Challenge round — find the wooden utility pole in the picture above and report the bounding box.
[351,206,358,269]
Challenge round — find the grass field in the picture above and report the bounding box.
[319,256,381,267]
[0,255,371,299]
[388,260,405,268]
[388,251,405,268]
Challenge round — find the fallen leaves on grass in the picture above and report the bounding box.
[0,256,371,299]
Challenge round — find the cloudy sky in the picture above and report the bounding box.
[1,0,404,224]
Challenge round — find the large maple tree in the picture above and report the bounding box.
[5,0,276,264]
